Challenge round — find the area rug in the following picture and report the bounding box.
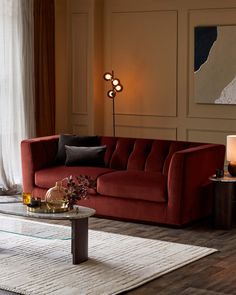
[0,215,217,295]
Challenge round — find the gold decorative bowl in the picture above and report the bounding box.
[27,201,69,213]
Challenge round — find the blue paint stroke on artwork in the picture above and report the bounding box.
[194,26,217,72]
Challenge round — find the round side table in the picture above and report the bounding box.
[210,173,236,229]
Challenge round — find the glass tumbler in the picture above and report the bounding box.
[22,192,31,205]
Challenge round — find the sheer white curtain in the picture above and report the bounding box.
[0,0,35,194]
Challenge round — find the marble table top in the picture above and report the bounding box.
[0,195,22,203]
[0,202,95,220]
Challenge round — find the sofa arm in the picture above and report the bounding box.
[21,135,59,192]
[167,144,225,225]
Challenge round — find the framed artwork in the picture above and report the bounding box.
[194,25,236,104]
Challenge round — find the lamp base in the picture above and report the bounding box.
[228,161,236,177]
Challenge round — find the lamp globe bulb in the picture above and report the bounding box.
[115,84,123,92]
[104,72,112,81]
[108,90,116,98]
[112,79,120,86]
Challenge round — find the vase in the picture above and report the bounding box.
[45,181,68,210]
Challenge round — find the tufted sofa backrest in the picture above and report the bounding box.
[100,136,203,175]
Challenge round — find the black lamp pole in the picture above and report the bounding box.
[111,70,115,137]
[112,97,115,137]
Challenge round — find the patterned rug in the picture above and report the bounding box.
[0,216,217,295]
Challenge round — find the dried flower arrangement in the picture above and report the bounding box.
[62,175,97,209]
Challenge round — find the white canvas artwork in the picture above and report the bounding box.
[194,25,236,104]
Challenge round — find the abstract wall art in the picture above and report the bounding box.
[194,25,236,104]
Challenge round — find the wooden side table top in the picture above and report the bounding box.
[210,172,236,183]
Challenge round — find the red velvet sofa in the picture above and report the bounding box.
[21,135,225,226]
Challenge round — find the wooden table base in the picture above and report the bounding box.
[71,218,88,264]
[214,182,234,229]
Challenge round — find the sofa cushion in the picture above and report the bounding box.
[109,138,135,170]
[65,145,107,167]
[97,170,167,202]
[55,134,99,164]
[35,166,114,189]
[144,141,171,173]
[127,139,153,170]
[100,136,118,167]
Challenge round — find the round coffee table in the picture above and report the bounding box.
[0,202,95,264]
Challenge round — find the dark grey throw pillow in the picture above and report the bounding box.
[55,134,99,164]
[65,145,107,167]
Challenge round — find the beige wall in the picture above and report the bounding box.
[55,0,236,146]
[55,0,70,133]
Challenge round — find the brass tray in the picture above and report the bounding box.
[27,202,69,214]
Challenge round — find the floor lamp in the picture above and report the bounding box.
[103,71,123,137]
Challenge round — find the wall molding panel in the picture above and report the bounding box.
[116,125,177,140]
[109,10,178,117]
[55,0,236,145]
[71,13,88,115]
[186,129,236,145]
[72,124,89,135]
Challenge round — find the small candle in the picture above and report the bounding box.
[30,197,41,207]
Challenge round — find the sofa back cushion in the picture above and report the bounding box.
[127,139,153,170]
[100,136,118,166]
[144,140,171,173]
[109,138,135,170]
[99,136,204,174]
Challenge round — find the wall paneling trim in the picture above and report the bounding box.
[55,0,236,146]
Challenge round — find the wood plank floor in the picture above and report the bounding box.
[1,213,236,295]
